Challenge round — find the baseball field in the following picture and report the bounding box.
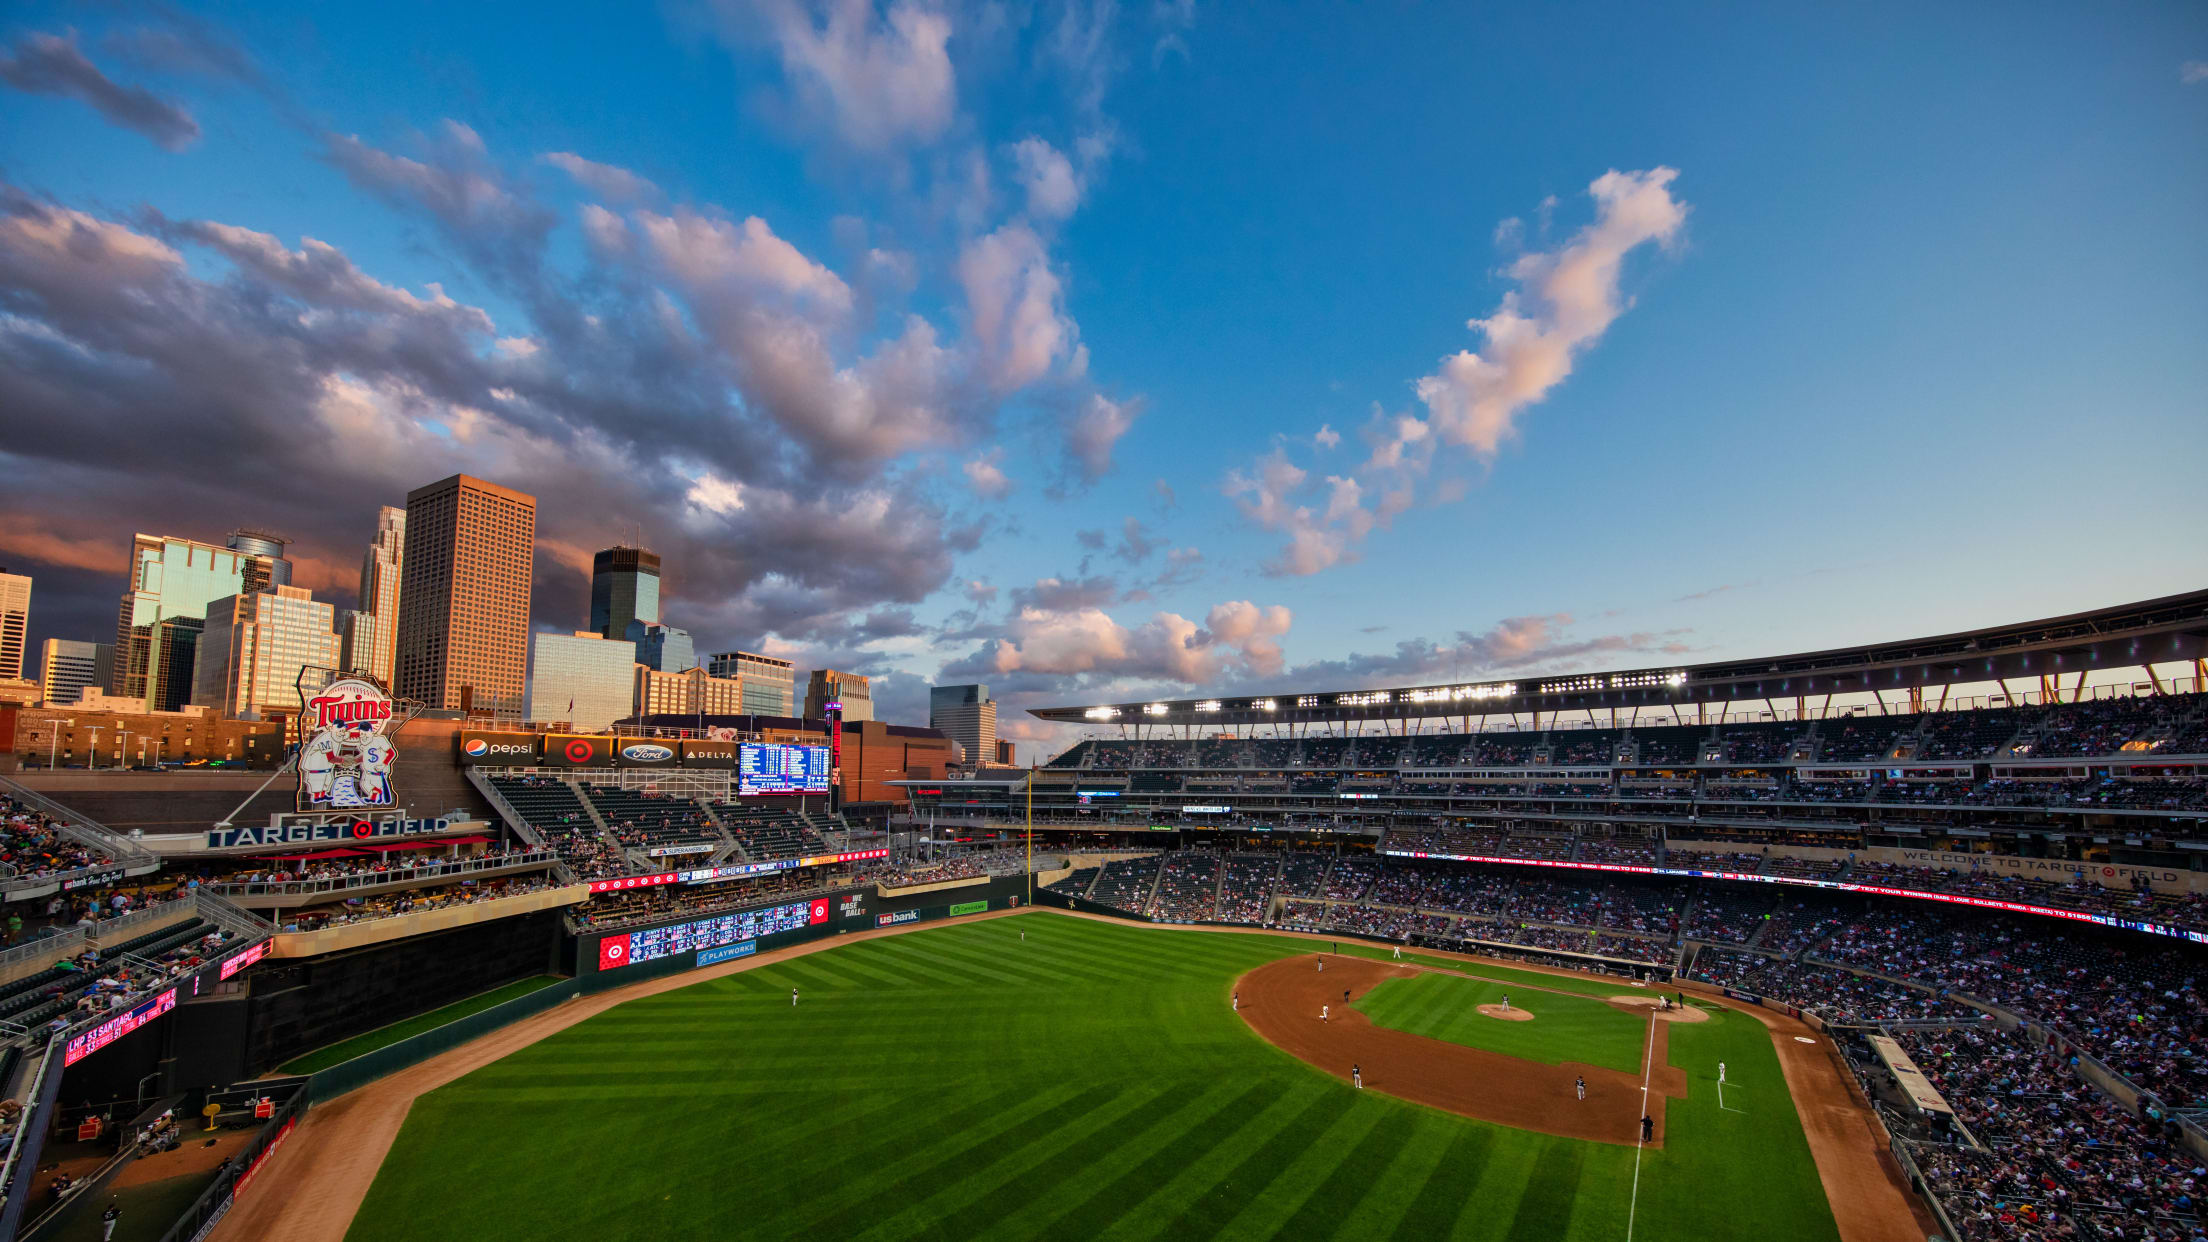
[333,912,1869,1241]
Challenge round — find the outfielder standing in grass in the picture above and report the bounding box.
[1718,1062,1726,1085]
[791,987,799,1007]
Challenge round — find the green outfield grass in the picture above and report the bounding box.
[346,915,1838,1242]
[1353,970,1649,1073]
[279,975,566,1074]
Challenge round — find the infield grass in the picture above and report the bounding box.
[1353,970,1649,1073]
[347,913,1839,1242]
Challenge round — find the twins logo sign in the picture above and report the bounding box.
[297,677,397,810]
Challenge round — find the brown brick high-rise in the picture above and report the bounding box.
[394,474,535,719]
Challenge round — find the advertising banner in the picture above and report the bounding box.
[457,731,541,765]
[543,735,614,768]
[593,896,830,971]
[587,872,679,894]
[948,900,989,916]
[219,941,269,980]
[737,742,832,795]
[680,739,740,769]
[613,739,679,768]
[65,987,178,1065]
[876,909,920,927]
[698,940,758,967]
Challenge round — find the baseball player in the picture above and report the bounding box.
[1321,1004,1329,1022]
[1501,993,1510,1012]
[1316,955,1323,973]
[1575,1076,1586,1101]
[1392,943,1402,960]
[791,987,799,1007]
[1232,990,1240,1011]
[1343,988,1350,1005]
[1640,1115,1654,1143]
[1718,1062,1727,1085]
[101,1203,121,1242]
[1352,1063,1363,1089]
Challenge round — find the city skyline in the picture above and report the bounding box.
[1,3,2204,748]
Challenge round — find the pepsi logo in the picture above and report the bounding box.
[464,739,489,758]
[620,743,673,762]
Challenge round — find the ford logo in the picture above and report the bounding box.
[621,744,673,762]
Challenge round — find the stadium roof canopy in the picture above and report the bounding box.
[1027,589,2208,729]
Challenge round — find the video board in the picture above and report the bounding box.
[594,896,829,971]
[738,742,831,796]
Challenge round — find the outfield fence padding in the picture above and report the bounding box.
[305,979,587,1104]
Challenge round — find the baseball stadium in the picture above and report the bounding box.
[0,592,2202,1242]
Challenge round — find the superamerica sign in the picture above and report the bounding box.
[297,677,398,811]
[1381,850,2208,945]
[65,987,178,1065]
[594,897,828,971]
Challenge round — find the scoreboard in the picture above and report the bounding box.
[738,742,831,796]
[597,896,829,970]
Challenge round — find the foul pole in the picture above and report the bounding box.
[1025,769,1034,907]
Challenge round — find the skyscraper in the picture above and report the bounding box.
[929,684,997,765]
[590,546,660,640]
[194,586,341,728]
[804,669,874,722]
[340,506,404,687]
[526,631,637,731]
[0,569,28,682]
[626,620,695,672]
[39,639,104,707]
[704,650,794,716]
[394,474,535,719]
[112,534,279,710]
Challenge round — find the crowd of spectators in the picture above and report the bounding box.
[0,794,114,882]
[1688,949,1978,1024]
[1898,1025,2203,1241]
[276,877,555,930]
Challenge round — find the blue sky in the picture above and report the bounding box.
[2,1,2204,738]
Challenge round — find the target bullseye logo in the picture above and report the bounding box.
[350,819,374,839]
[564,738,596,763]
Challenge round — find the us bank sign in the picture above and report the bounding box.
[206,812,456,850]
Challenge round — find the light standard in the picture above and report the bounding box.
[49,719,73,770]
[85,726,101,770]
[114,730,131,769]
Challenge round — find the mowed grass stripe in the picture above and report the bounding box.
[1209,1096,1391,1238]
[1385,1121,1497,1242]
[1322,1109,1463,1242]
[1087,1085,1341,1242]
[1135,1087,1356,1240]
[888,1080,1266,1242]
[1027,1081,1280,1238]
[805,1083,1171,1240]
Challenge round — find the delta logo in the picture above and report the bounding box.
[620,743,674,763]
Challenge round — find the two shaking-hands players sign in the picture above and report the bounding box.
[297,677,398,810]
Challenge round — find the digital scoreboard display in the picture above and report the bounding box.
[738,743,831,796]
[596,897,829,970]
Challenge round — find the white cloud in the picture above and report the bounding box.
[1064,392,1139,479]
[1010,136,1083,220]
[540,152,659,203]
[2183,61,2208,84]
[1414,167,1687,457]
[954,596,1294,683]
[963,448,1013,498]
[744,0,957,153]
[1313,423,1340,449]
[957,221,1076,391]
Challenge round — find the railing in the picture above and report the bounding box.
[465,767,544,848]
[204,850,559,899]
[154,1079,309,1242]
[0,1036,62,1241]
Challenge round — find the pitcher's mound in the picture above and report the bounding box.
[1608,996,1711,1023]
[1477,1004,1534,1022]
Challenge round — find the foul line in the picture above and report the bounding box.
[1718,1079,1746,1114]
[1625,1012,1658,1242]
